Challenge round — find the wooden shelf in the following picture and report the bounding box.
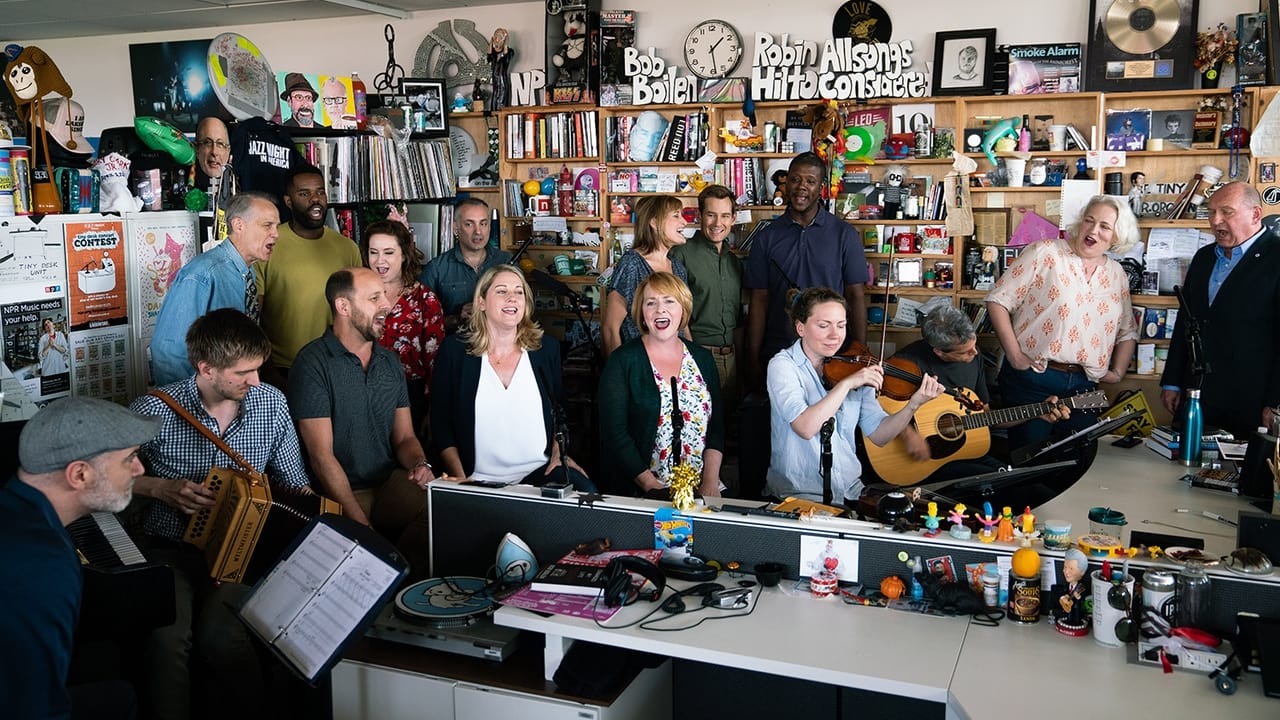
[504,156,598,163]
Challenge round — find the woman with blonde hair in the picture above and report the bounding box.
[431,264,591,488]
[986,194,1139,449]
[602,194,689,355]
[599,272,723,497]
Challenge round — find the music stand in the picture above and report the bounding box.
[885,460,1077,509]
[1010,409,1143,467]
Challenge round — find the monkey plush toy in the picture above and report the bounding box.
[4,45,73,122]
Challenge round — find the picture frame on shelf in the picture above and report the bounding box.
[1104,108,1151,152]
[1152,109,1195,150]
[972,207,1011,247]
[932,29,997,96]
[893,257,924,286]
[1238,12,1269,85]
[401,77,448,135]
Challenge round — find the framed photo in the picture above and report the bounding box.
[1104,108,1151,152]
[972,207,1011,247]
[1261,162,1277,183]
[1152,109,1195,149]
[400,78,447,135]
[893,257,924,286]
[932,29,997,96]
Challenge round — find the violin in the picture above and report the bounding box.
[822,341,984,411]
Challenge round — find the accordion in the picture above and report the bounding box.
[183,467,340,584]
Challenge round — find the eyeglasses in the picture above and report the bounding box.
[322,96,347,106]
[196,139,230,151]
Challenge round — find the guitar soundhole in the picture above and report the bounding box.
[935,414,965,440]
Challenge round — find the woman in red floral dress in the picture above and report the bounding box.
[362,219,445,437]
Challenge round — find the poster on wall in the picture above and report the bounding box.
[275,72,358,129]
[127,211,199,388]
[129,39,227,132]
[65,218,129,331]
[71,326,131,405]
[0,217,70,405]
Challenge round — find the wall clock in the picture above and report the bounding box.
[683,20,743,80]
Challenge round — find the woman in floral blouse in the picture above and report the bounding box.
[361,219,445,436]
[598,272,723,498]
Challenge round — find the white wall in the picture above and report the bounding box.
[12,0,1261,137]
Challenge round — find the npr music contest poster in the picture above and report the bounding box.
[65,219,129,330]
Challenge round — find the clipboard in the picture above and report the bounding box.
[237,513,408,685]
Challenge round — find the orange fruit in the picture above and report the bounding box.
[1011,546,1041,578]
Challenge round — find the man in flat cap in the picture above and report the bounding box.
[0,397,161,720]
[280,72,323,128]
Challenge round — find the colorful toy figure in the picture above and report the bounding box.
[1014,505,1040,543]
[981,116,1021,165]
[948,503,972,540]
[996,506,1015,543]
[1053,547,1091,636]
[921,502,941,537]
[976,502,999,543]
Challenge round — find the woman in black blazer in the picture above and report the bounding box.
[430,265,592,489]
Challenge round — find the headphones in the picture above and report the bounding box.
[602,556,666,607]
[659,582,727,614]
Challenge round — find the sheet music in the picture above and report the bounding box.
[239,521,401,679]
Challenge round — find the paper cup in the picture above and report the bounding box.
[1006,158,1027,188]
[1091,570,1135,647]
[1049,125,1067,151]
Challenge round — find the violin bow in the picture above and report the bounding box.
[878,241,895,365]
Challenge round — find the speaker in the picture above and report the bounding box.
[602,555,666,607]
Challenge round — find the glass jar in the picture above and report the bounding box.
[1176,559,1212,629]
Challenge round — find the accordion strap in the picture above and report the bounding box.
[149,389,265,483]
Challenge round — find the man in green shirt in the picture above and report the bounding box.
[671,184,743,408]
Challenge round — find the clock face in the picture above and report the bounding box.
[684,20,743,80]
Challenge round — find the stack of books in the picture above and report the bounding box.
[1144,424,1232,460]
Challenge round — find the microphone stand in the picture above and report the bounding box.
[819,417,835,506]
[1173,284,1211,385]
[538,367,574,490]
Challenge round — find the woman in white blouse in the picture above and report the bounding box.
[986,194,1139,449]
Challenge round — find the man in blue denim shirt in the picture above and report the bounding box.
[150,191,279,386]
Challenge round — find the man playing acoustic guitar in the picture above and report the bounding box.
[874,306,1093,485]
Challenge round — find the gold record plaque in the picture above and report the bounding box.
[1104,0,1180,54]
[1088,0,1198,92]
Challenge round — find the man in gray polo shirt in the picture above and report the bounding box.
[289,267,434,572]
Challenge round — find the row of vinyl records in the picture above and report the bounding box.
[505,110,601,160]
[604,111,710,164]
[293,135,457,203]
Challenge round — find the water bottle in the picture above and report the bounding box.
[1176,559,1211,629]
[351,72,368,130]
[1179,389,1202,467]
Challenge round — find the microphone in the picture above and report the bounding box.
[537,366,573,490]
[1173,284,1211,378]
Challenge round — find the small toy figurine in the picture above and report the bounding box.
[976,502,999,543]
[1073,157,1091,180]
[1052,547,1091,636]
[995,506,1015,543]
[771,169,788,206]
[451,91,469,112]
[981,116,1021,165]
[1014,505,1038,541]
[921,502,941,537]
[948,503,972,540]
[1128,171,1146,216]
[487,27,513,112]
[810,539,841,598]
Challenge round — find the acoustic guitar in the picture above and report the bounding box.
[863,389,1110,486]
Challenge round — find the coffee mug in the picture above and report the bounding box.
[1049,125,1067,152]
[527,195,551,216]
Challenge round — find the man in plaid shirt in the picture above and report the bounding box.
[128,308,311,720]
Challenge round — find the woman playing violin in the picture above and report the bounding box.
[766,287,943,505]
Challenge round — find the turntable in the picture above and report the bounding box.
[366,576,524,661]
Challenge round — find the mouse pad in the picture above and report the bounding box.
[1129,531,1204,551]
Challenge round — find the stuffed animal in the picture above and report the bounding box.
[94,153,144,213]
[4,45,73,122]
[551,11,588,83]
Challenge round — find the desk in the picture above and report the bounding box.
[467,443,1276,719]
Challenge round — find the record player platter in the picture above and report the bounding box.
[393,576,496,626]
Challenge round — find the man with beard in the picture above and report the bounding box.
[256,165,361,380]
[1,397,160,720]
[290,267,434,574]
[280,73,323,128]
[129,308,313,720]
[744,152,869,385]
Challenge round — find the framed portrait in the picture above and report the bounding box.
[401,78,448,135]
[893,257,924,286]
[1151,109,1195,150]
[932,29,997,96]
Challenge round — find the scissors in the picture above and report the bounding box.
[374,23,406,92]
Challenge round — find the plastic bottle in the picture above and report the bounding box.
[1179,388,1202,467]
[351,72,368,130]
[909,557,924,600]
[558,165,574,218]
[1176,559,1212,629]
[1018,114,1031,152]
